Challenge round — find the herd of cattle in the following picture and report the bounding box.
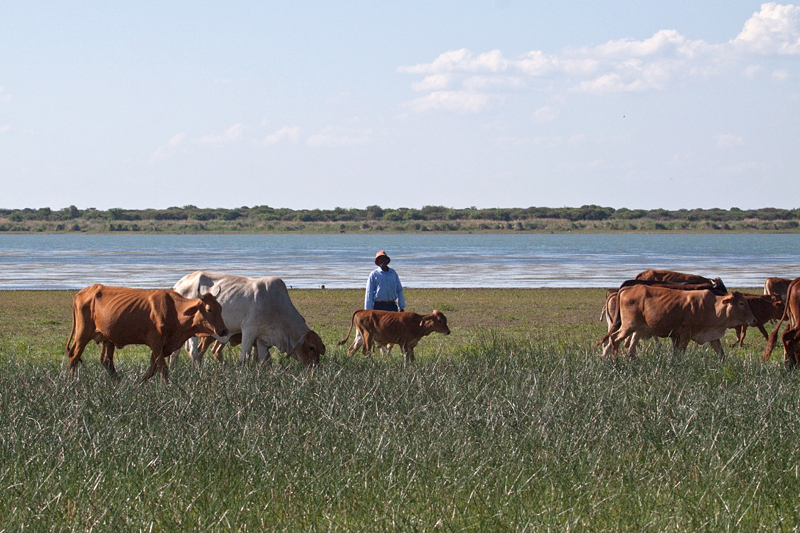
[65,270,451,383]
[599,269,800,365]
[63,267,800,384]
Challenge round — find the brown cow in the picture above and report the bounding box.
[634,269,726,292]
[763,278,800,366]
[601,281,729,353]
[338,309,450,362]
[731,293,784,347]
[66,285,228,383]
[764,277,793,302]
[602,285,756,359]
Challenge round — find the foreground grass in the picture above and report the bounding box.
[1,288,798,530]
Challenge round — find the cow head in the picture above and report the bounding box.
[711,277,727,293]
[288,329,325,367]
[186,293,229,340]
[421,310,451,335]
[722,291,757,327]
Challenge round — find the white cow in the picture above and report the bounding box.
[172,271,325,366]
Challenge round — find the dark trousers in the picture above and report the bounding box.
[373,301,399,312]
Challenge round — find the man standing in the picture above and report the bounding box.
[365,250,405,312]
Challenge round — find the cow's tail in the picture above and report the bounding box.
[65,298,78,356]
[763,305,790,361]
[596,293,622,348]
[337,310,359,346]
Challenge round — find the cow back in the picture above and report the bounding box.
[635,269,713,285]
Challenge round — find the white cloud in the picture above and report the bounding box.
[773,68,790,79]
[168,133,185,147]
[199,124,243,146]
[533,106,559,122]
[150,133,186,162]
[716,133,746,148]
[412,74,453,92]
[306,126,371,147]
[0,124,11,133]
[745,64,764,78]
[399,48,508,74]
[406,91,492,113]
[262,126,301,145]
[731,2,800,54]
[399,3,800,111]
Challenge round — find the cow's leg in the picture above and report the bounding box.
[709,339,725,360]
[139,342,169,384]
[403,340,420,363]
[731,325,745,348]
[601,339,613,358]
[157,350,170,384]
[67,328,95,376]
[99,341,119,381]
[212,341,227,363]
[756,324,770,341]
[626,331,641,359]
[347,330,364,357]
[256,339,272,365]
[139,351,160,383]
[361,330,374,357]
[673,333,691,355]
[238,329,257,364]
[609,328,631,359]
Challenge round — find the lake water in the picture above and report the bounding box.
[0,233,797,290]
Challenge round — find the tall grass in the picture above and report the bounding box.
[1,336,798,530]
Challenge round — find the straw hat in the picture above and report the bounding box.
[374,250,390,265]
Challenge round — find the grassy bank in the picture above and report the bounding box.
[1,288,798,530]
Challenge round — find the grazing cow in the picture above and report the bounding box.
[600,281,729,353]
[602,285,756,359]
[731,293,784,347]
[65,285,228,383]
[173,271,325,367]
[634,270,726,292]
[338,309,450,362]
[764,277,793,302]
[763,278,800,366]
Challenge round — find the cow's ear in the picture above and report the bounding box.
[721,296,734,305]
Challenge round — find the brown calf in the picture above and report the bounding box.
[764,277,793,302]
[763,278,800,366]
[338,309,450,362]
[66,285,228,383]
[731,293,784,347]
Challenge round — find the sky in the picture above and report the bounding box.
[0,1,798,211]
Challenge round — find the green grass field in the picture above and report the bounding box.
[1,288,799,531]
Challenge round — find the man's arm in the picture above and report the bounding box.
[365,273,375,309]
[394,271,405,311]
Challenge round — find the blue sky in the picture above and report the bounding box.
[1,1,798,210]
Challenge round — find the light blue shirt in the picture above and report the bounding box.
[365,267,405,310]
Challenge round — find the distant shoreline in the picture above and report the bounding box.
[2,205,798,234]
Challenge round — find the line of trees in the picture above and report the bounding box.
[3,205,799,224]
